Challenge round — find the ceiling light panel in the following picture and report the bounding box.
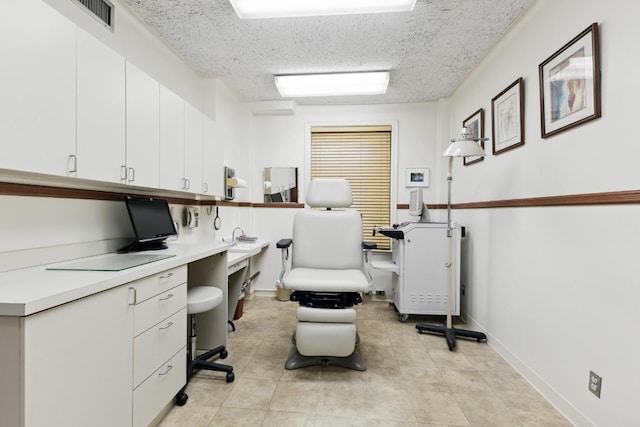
[230,0,416,19]
[275,72,390,98]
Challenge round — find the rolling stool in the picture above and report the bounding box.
[175,286,234,406]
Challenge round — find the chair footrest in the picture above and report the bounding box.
[291,291,362,308]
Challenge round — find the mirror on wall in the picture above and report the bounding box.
[264,167,298,202]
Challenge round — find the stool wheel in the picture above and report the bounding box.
[175,392,188,406]
[226,372,235,383]
[220,349,228,359]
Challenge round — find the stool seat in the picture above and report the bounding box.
[187,286,223,314]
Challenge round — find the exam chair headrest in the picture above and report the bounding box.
[306,178,352,209]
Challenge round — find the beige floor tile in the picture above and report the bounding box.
[316,381,366,418]
[222,377,278,410]
[393,344,437,368]
[262,410,316,427]
[410,390,470,426]
[269,380,322,413]
[180,376,234,407]
[315,414,367,426]
[363,381,417,422]
[401,365,450,392]
[156,404,218,427]
[208,406,266,426]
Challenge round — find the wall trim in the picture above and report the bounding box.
[3,181,639,209]
[398,189,640,210]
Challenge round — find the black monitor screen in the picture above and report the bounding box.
[119,196,177,253]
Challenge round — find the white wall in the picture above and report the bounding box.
[447,0,639,425]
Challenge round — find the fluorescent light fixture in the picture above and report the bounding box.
[275,72,390,98]
[230,0,416,19]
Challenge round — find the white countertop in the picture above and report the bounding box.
[0,241,229,317]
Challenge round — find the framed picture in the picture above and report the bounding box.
[462,108,485,166]
[492,77,525,155]
[539,23,601,138]
[405,168,429,187]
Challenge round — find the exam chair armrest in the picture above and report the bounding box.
[362,241,377,250]
[277,238,292,249]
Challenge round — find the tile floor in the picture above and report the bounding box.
[158,296,571,427]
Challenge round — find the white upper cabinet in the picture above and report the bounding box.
[125,62,160,188]
[184,103,204,194]
[202,116,224,197]
[0,0,76,176]
[159,85,186,191]
[76,28,126,183]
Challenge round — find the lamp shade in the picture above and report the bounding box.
[442,139,485,157]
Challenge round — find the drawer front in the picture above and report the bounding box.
[133,265,187,304]
[133,347,186,427]
[228,258,248,275]
[134,284,186,337]
[133,308,187,387]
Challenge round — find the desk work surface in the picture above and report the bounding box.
[0,242,228,317]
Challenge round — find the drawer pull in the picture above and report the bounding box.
[159,293,174,302]
[159,272,174,280]
[158,365,173,376]
[159,321,174,331]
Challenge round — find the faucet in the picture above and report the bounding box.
[231,227,245,245]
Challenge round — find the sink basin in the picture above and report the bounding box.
[228,241,261,253]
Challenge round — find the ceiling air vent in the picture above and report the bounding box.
[72,0,114,30]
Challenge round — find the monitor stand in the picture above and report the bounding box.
[117,240,169,254]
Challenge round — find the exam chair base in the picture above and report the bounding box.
[285,348,366,371]
[416,324,487,351]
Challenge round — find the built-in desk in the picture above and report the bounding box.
[0,241,231,427]
[225,239,270,324]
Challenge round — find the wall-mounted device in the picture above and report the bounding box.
[224,166,235,200]
[182,206,199,228]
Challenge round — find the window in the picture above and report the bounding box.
[311,126,391,250]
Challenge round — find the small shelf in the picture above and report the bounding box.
[372,260,399,275]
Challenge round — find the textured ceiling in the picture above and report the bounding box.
[122,0,536,105]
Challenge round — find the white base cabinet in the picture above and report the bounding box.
[22,284,134,427]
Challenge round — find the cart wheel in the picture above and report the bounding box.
[226,372,235,383]
[175,392,188,406]
[399,313,409,323]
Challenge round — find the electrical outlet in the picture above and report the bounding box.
[589,371,602,398]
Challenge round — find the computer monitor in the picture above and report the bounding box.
[118,196,177,253]
[408,188,430,222]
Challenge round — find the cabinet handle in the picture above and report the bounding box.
[159,293,174,302]
[181,178,187,190]
[128,167,135,182]
[68,155,77,174]
[159,321,174,330]
[185,178,191,190]
[202,182,208,193]
[159,272,174,280]
[120,165,127,181]
[158,365,173,376]
[128,287,137,305]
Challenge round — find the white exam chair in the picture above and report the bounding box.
[277,178,376,370]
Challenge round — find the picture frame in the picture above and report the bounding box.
[462,108,485,166]
[539,23,601,138]
[405,168,429,187]
[492,77,525,155]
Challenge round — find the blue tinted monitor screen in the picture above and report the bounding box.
[119,196,177,253]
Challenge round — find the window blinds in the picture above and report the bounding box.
[311,126,391,250]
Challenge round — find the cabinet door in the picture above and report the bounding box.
[22,285,133,427]
[76,28,126,183]
[202,115,224,196]
[184,102,203,194]
[0,0,76,176]
[159,85,185,191]
[126,62,160,188]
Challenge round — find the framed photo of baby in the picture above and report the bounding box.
[539,23,601,138]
